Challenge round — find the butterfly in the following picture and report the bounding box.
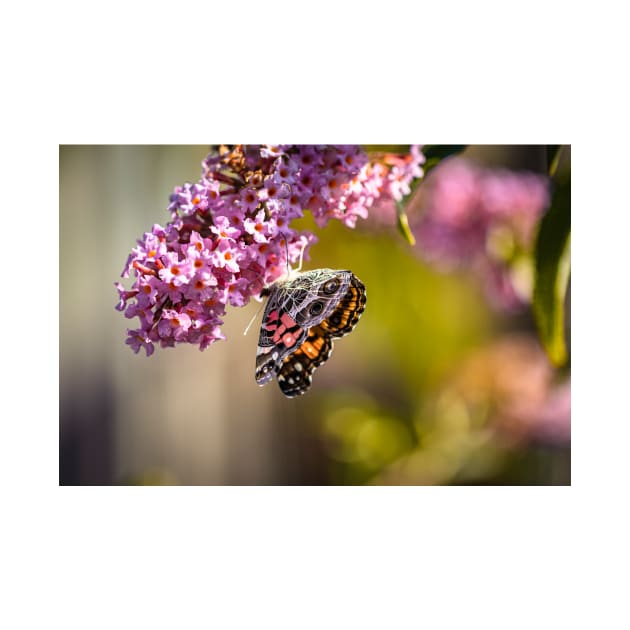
[255,268,367,397]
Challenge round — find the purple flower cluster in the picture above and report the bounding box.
[410,157,550,309]
[115,144,425,355]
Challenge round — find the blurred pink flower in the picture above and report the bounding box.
[452,335,570,446]
[411,157,550,310]
[500,379,571,445]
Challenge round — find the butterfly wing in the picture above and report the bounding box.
[255,287,309,385]
[317,273,366,339]
[255,269,353,386]
[275,273,367,397]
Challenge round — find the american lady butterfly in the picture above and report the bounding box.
[255,268,367,397]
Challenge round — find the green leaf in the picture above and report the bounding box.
[546,145,563,177]
[532,173,571,366]
[422,145,468,175]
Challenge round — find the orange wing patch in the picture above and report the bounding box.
[277,327,333,397]
[318,276,366,338]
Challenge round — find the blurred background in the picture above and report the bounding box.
[59,145,570,485]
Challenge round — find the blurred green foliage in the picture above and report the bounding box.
[288,145,570,485]
[533,153,571,367]
[290,217,530,485]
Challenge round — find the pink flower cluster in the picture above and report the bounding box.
[451,334,571,446]
[115,144,425,355]
[409,157,550,310]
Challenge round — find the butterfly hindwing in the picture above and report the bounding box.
[317,274,366,338]
[276,326,333,397]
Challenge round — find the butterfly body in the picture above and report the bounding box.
[255,268,366,397]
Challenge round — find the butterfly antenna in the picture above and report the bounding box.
[297,239,307,272]
[283,237,291,276]
[243,300,265,336]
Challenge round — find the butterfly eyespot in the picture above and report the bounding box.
[309,301,325,316]
[322,279,340,295]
